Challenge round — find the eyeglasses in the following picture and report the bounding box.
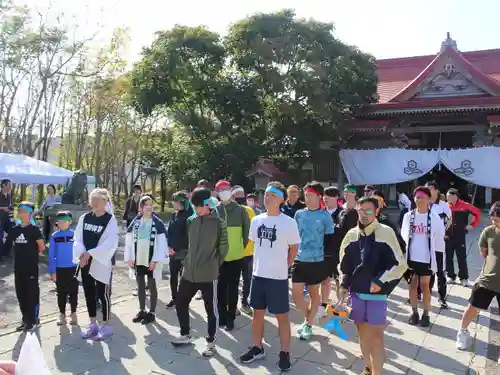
[357,209,375,215]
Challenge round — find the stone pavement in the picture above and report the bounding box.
[0,224,499,374]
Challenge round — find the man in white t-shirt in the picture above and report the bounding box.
[401,186,445,327]
[239,182,300,372]
[425,181,452,309]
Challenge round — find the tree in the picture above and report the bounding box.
[224,9,378,168]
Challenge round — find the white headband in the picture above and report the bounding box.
[231,186,244,195]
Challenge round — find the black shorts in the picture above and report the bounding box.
[291,260,326,285]
[407,260,433,277]
[324,256,339,279]
[469,284,500,310]
[249,276,289,315]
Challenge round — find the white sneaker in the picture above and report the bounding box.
[195,291,203,300]
[172,334,193,346]
[456,329,471,350]
[447,277,456,284]
[461,279,472,287]
[202,341,216,357]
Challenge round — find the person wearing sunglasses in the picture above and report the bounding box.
[401,186,445,327]
[456,201,500,350]
[339,196,407,375]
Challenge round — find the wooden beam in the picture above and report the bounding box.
[390,124,487,134]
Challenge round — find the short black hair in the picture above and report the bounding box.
[191,188,212,207]
[413,186,431,198]
[425,181,439,191]
[197,179,209,187]
[324,186,340,198]
[55,210,73,220]
[372,189,385,201]
[132,184,142,191]
[172,191,189,202]
[489,201,500,217]
[246,193,257,199]
[364,184,375,191]
[304,181,324,195]
[47,184,56,192]
[357,196,379,209]
[268,181,287,200]
[447,188,459,196]
[1,179,11,187]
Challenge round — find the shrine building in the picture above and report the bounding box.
[313,33,500,206]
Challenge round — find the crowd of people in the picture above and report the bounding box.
[1,176,500,375]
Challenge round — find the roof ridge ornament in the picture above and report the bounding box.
[441,32,458,52]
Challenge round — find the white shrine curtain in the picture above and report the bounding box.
[439,146,500,189]
[339,148,440,185]
[340,146,500,188]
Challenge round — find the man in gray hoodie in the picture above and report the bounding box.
[172,188,228,357]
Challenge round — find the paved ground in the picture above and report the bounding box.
[0,224,499,374]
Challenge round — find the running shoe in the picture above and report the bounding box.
[141,312,155,325]
[225,320,235,332]
[456,329,470,350]
[95,324,113,340]
[420,314,430,327]
[57,314,66,326]
[439,299,449,309]
[361,366,372,375]
[408,313,419,326]
[70,313,78,326]
[299,324,312,341]
[81,323,99,339]
[202,341,216,357]
[278,351,291,372]
[195,291,203,300]
[297,321,307,335]
[132,311,147,323]
[166,300,176,309]
[447,277,456,284]
[240,346,265,363]
[15,323,26,332]
[240,304,253,315]
[461,279,472,287]
[171,334,193,346]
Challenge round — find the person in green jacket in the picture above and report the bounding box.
[172,188,228,357]
[215,180,250,331]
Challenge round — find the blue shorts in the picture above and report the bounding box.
[249,276,289,315]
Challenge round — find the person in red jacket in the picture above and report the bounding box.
[445,188,481,287]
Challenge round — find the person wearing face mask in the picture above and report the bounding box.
[246,193,263,215]
[339,197,407,375]
[231,185,256,315]
[215,180,250,331]
[166,191,194,309]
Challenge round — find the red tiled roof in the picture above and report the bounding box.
[377,48,500,103]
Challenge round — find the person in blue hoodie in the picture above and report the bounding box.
[166,191,193,308]
[48,211,79,326]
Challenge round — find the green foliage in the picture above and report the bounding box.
[128,9,378,182]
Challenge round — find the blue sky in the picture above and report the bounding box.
[19,0,500,62]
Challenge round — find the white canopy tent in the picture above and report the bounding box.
[0,153,95,185]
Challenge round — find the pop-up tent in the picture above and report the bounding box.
[0,153,95,185]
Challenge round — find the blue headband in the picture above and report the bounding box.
[18,204,33,213]
[203,198,213,207]
[265,186,285,199]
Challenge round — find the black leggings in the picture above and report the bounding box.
[81,264,111,321]
[56,267,78,314]
[136,266,157,312]
[169,258,183,300]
